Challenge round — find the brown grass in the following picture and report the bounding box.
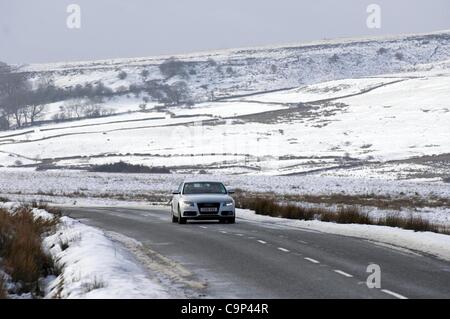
[319,206,373,225]
[0,275,7,299]
[376,214,444,233]
[284,193,450,210]
[233,192,448,234]
[0,206,59,296]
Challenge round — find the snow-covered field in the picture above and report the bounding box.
[1,30,449,179]
[0,169,449,226]
[1,66,449,177]
[0,30,449,238]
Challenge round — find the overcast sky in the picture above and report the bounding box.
[1,0,449,64]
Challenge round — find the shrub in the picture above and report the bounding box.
[234,193,446,234]
[140,69,149,79]
[118,71,128,80]
[377,47,388,55]
[329,54,339,63]
[377,214,440,233]
[334,207,372,224]
[89,161,171,174]
[14,160,23,166]
[395,52,404,61]
[159,58,188,79]
[0,206,59,295]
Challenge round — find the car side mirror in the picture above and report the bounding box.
[172,191,180,195]
[228,189,235,194]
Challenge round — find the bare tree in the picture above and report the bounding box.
[0,67,31,128]
[166,81,190,105]
[22,76,55,124]
[65,99,88,119]
[22,104,46,125]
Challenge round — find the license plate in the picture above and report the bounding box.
[200,207,217,213]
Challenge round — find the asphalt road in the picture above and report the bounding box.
[62,206,450,299]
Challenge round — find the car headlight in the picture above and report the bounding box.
[181,201,195,207]
[223,200,234,207]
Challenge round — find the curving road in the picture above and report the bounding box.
[62,206,450,299]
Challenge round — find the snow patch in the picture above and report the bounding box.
[43,216,170,299]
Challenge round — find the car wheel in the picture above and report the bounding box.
[171,207,178,223]
[228,217,236,224]
[219,218,226,224]
[177,205,187,224]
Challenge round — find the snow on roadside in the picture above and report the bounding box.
[43,216,170,299]
[0,202,171,298]
[237,209,450,262]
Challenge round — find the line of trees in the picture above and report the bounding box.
[0,61,118,130]
[0,62,62,129]
[130,79,191,106]
[0,59,194,131]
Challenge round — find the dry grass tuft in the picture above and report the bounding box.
[0,206,59,296]
[377,214,444,233]
[81,277,106,293]
[0,275,7,299]
[234,192,448,234]
[31,201,62,218]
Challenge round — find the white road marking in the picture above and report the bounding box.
[278,247,290,252]
[235,233,244,236]
[334,270,353,278]
[220,231,228,234]
[381,289,408,299]
[257,240,267,244]
[199,226,208,229]
[304,257,320,264]
[298,240,308,244]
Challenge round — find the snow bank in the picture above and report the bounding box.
[237,209,450,262]
[43,216,169,299]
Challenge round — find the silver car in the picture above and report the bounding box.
[171,181,236,224]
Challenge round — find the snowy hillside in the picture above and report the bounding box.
[1,64,449,180]
[19,29,450,116]
[0,30,449,180]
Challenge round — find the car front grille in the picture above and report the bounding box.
[197,202,221,215]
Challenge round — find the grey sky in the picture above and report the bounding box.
[1,0,449,64]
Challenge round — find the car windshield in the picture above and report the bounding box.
[183,182,227,195]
